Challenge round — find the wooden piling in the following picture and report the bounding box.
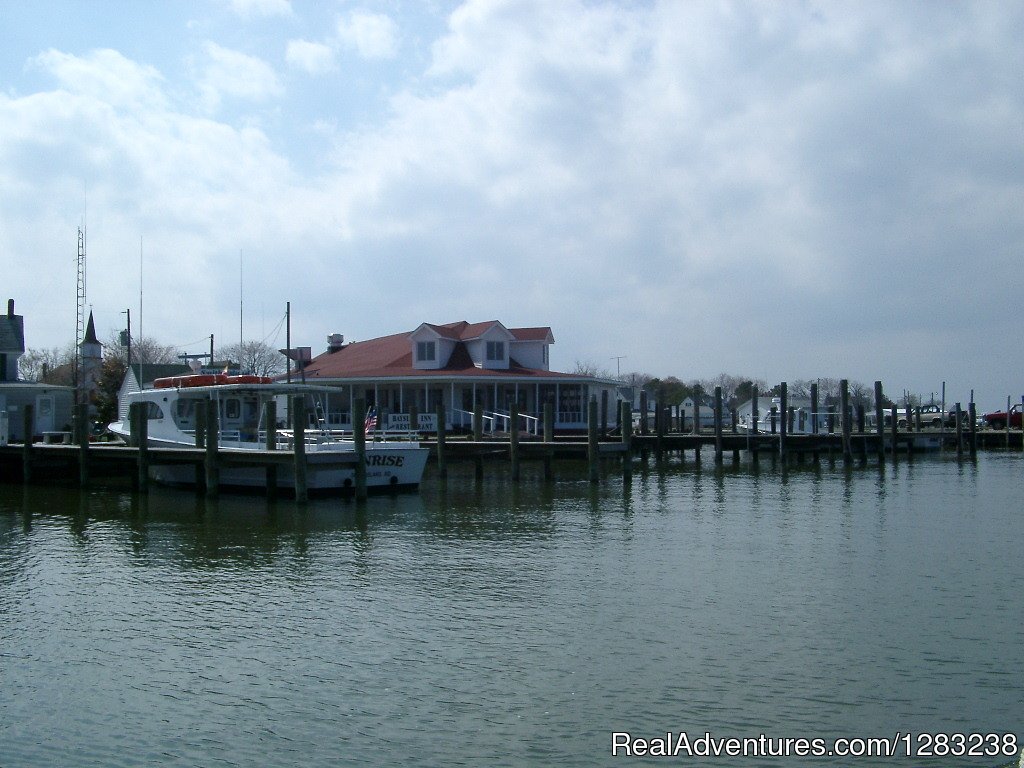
[136,402,149,494]
[543,402,554,481]
[473,403,483,441]
[264,400,278,496]
[21,404,33,482]
[890,405,898,459]
[955,401,964,459]
[968,401,978,459]
[655,387,665,461]
[639,390,649,436]
[292,396,309,503]
[205,398,219,497]
[587,396,599,484]
[779,382,788,461]
[353,397,367,501]
[873,381,884,462]
[510,401,520,481]
[435,401,447,479]
[194,402,207,493]
[841,379,852,465]
[750,385,758,464]
[409,404,419,436]
[600,389,609,435]
[714,386,724,464]
[620,400,632,481]
[810,382,820,463]
[77,403,89,487]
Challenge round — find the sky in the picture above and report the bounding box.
[2,0,1022,409]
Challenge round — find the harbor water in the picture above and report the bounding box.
[1,452,1021,766]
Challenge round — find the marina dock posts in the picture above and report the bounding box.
[543,402,554,480]
[509,401,520,481]
[714,386,724,464]
[655,386,665,461]
[779,382,788,460]
[810,383,820,463]
[353,398,367,501]
[873,381,884,462]
[731,408,740,464]
[205,399,219,497]
[955,402,964,459]
[620,400,632,481]
[1007,396,1012,450]
[473,403,483,441]
[292,396,308,503]
[264,400,278,496]
[409,405,419,436]
[21,404,33,483]
[968,402,978,459]
[76,403,89,487]
[435,401,447,480]
[841,379,852,465]
[194,402,207,492]
[750,385,759,465]
[588,396,599,484]
[601,390,609,435]
[639,390,649,436]
[473,402,484,480]
[890,406,898,459]
[136,403,149,494]
[856,405,867,462]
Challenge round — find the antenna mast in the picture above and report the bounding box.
[75,226,87,396]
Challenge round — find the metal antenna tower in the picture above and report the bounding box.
[75,226,87,393]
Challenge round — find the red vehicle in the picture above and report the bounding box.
[983,404,1022,430]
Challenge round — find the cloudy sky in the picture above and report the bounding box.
[2,0,1021,407]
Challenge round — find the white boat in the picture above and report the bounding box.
[737,398,829,435]
[109,375,429,494]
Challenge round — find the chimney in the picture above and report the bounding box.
[7,299,13,317]
[327,333,345,353]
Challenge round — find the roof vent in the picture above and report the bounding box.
[327,333,345,352]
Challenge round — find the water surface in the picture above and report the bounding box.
[1,453,1021,766]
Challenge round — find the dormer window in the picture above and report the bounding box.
[417,341,436,362]
[486,341,505,361]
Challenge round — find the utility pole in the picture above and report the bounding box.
[610,355,626,379]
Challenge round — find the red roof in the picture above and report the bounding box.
[296,321,577,381]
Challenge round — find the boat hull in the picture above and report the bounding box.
[147,444,430,494]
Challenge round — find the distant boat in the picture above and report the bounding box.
[108,376,428,493]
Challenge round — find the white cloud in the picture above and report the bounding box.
[225,0,293,19]
[196,42,284,110]
[4,1,1024,404]
[285,39,336,74]
[29,48,167,109]
[336,10,399,60]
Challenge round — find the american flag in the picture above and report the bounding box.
[364,407,377,433]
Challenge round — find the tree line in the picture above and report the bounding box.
[574,361,897,411]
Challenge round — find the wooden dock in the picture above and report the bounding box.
[0,383,1019,500]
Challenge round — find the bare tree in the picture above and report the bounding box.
[18,344,76,383]
[104,333,180,366]
[573,359,613,379]
[215,341,285,377]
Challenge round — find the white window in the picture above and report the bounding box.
[417,341,436,362]
[486,341,505,361]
